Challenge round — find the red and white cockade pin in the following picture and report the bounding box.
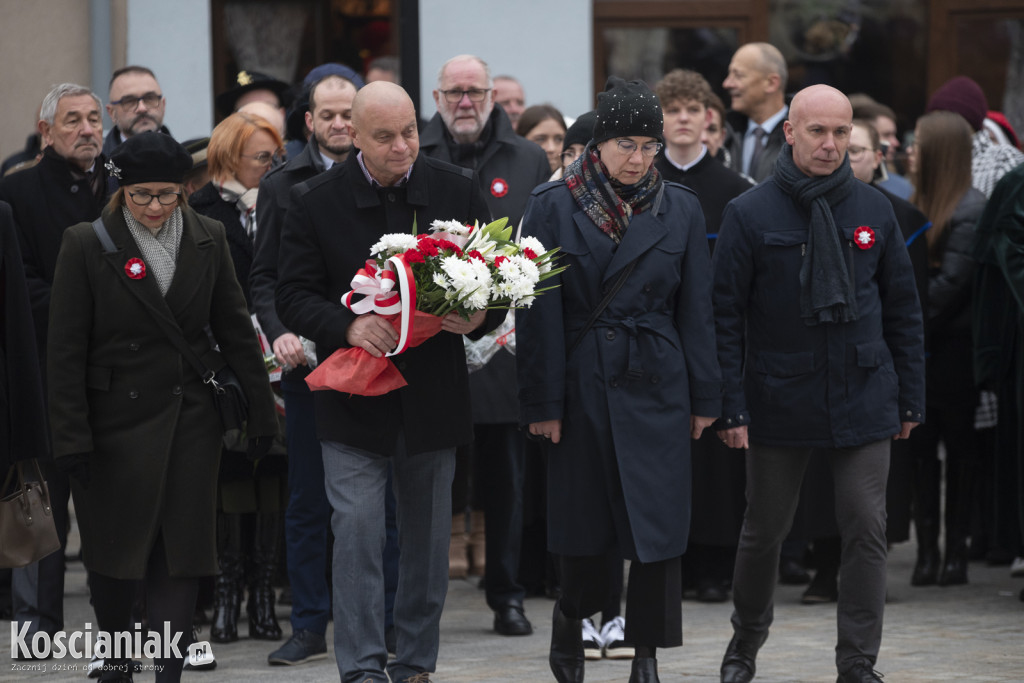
[490,177,509,198]
[853,226,875,250]
[125,258,147,279]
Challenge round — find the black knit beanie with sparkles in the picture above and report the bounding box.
[592,76,664,145]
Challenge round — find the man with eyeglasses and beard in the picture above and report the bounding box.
[419,54,551,639]
[250,72,362,667]
[103,66,172,155]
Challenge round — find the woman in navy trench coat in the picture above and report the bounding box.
[516,78,721,683]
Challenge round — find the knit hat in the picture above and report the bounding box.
[592,77,664,145]
[563,111,597,152]
[926,76,988,132]
[106,132,193,184]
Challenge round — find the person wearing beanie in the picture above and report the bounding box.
[561,110,597,170]
[46,129,278,682]
[517,75,721,683]
[926,75,1024,197]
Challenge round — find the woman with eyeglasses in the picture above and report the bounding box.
[516,78,721,683]
[189,112,283,305]
[189,112,287,644]
[47,132,277,682]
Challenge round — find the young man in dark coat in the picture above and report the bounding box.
[251,73,366,665]
[712,85,925,683]
[419,53,551,637]
[0,82,110,653]
[276,81,496,683]
[653,68,753,604]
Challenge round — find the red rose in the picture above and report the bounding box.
[125,258,146,279]
[522,247,538,260]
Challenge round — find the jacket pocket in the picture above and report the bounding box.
[762,229,809,249]
[855,339,893,369]
[752,350,816,407]
[86,365,112,391]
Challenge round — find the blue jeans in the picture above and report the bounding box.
[322,435,455,683]
[730,439,890,673]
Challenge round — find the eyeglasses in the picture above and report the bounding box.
[847,145,872,158]
[440,88,490,103]
[128,190,181,206]
[111,92,163,110]
[241,150,284,166]
[612,139,663,158]
[561,151,580,165]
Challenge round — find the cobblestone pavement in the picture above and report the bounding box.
[4,539,1021,682]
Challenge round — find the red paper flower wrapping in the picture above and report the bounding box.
[304,311,444,396]
[853,226,875,250]
[125,258,146,279]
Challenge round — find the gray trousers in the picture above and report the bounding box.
[730,439,890,673]
[322,436,455,683]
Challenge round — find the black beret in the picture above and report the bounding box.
[216,70,290,116]
[563,110,597,152]
[592,76,664,146]
[106,132,193,185]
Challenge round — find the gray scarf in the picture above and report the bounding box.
[122,206,182,295]
[773,144,857,325]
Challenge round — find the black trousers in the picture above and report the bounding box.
[88,535,198,683]
[557,554,681,648]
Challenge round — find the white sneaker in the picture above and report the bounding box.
[1011,556,1024,578]
[600,616,634,659]
[581,618,603,660]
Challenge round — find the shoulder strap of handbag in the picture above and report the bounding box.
[566,183,665,356]
[90,217,226,393]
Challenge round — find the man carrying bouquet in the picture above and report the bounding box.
[276,81,495,683]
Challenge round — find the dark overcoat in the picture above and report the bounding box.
[189,182,254,308]
[725,109,787,183]
[0,202,49,471]
[275,153,496,456]
[516,180,722,563]
[46,205,278,579]
[0,150,110,356]
[712,178,926,448]
[251,139,326,390]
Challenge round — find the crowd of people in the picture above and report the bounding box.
[1,40,1023,683]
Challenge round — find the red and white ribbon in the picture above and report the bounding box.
[341,256,417,356]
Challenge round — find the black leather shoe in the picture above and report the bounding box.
[911,545,940,586]
[696,581,729,603]
[549,601,584,683]
[778,558,811,585]
[720,633,766,683]
[267,629,328,665]
[938,541,969,586]
[629,656,660,683]
[494,603,533,636]
[801,569,839,604]
[837,663,884,682]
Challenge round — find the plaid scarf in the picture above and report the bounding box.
[122,205,182,296]
[563,142,661,244]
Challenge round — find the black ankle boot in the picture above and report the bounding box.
[211,513,243,643]
[247,512,283,640]
[629,655,659,682]
[549,600,583,683]
[938,536,969,586]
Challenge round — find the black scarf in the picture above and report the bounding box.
[563,142,661,244]
[773,144,857,325]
